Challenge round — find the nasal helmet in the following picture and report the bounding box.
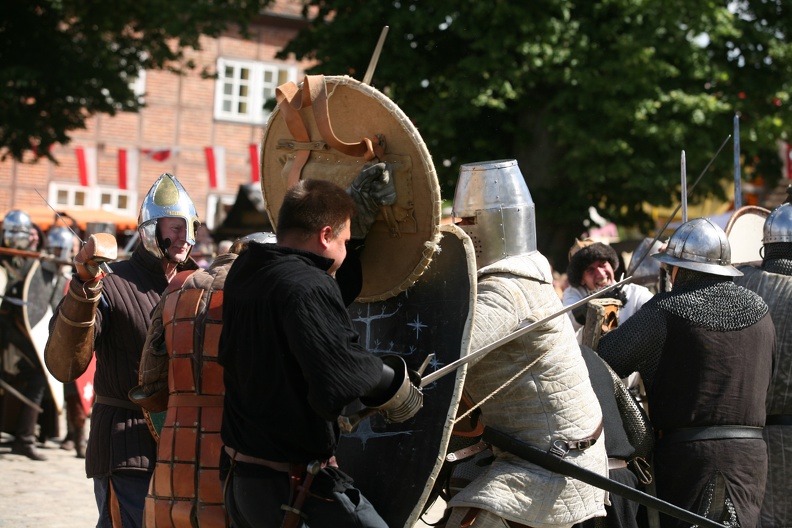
[452,159,537,268]
[47,226,76,260]
[763,202,792,244]
[2,209,33,250]
[653,217,742,277]
[138,173,200,261]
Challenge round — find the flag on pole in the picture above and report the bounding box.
[249,143,260,183]
[118,149,140,190]
[204,146,226,190]
[75,146,97,187]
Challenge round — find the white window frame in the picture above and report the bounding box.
[205,193,237,230]
[49,182,138,217]
[214,58,298,125]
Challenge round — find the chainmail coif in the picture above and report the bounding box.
[655,268,768,331]
[762,242,792,276]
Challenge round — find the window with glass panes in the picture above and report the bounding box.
[214,58,297,125]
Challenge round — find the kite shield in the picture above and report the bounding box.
[261,74,442,302]
[336,224,477,527]
[725,205,770,265]
[21,259,65,411]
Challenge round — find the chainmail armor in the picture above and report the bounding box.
[762,243,792,276]
[598,269,768,390]
[696,471,741,528]
[654,269,767,332]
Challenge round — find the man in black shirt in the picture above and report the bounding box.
[219,178,420,528]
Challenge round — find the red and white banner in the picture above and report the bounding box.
[249,143,260,183]
[75,146,97,187]
[205,146,226,190]
[141,148,172,162]
[117,149,139,190]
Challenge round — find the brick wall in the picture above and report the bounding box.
[0,5,315,230]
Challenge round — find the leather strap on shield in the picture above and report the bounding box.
[44,279,100,383]
[276,75,385,188]
[264,75,442,302]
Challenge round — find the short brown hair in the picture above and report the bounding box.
[276,179,356,241]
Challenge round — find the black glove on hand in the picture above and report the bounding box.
[600,285,628,305]
[346,162,397,240]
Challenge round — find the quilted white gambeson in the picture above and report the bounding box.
[449,253,608,528]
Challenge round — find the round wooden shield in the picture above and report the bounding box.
[725,205,770,265]
[261,75,442,302]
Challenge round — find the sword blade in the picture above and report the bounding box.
[420,276,633,387]
[363,26,390,85]
[626,134,731,277]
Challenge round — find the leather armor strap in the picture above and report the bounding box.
[275,75,384,188]
[224,446,292,473]
[168,394,224,408]
[445,439,489,463]
[656,425,764,444]
[549,420,604,457]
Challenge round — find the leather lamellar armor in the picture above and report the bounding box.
[145,261,231,528]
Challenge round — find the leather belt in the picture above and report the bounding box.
[224,446,292,472]
[95,394,141,411]
[656,425,763,444]
[168,394,224,408]
[766,414,792,426]
[608,457,628,470]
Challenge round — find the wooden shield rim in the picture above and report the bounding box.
[260,75,442,303]
[724,205,770,236]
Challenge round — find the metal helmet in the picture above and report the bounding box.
[452,159,537,268]
[138,173,200,260]
[2,209,33,250]
[652,217,742,277]
[763,202,792,244]
[238,231,277,245]
[47,226,76,259]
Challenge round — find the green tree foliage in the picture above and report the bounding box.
[0,0,273,163]
[280,0,792,266]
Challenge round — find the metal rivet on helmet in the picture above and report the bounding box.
[652,217,742,277]
[763,202,792,244]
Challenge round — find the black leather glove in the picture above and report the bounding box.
[600,285,628,305]
[346,162,397,239]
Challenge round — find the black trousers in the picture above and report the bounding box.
[224,461,388,528]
